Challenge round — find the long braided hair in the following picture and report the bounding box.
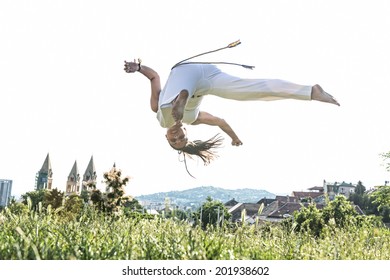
[180,134,224,165]
[169,134,224,177]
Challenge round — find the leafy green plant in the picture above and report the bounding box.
[293,203,323,237]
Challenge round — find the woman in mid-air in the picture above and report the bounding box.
[124,41,340,166]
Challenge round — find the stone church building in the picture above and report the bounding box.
[35,153,97,196]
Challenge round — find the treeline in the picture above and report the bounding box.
[348,181,390,223]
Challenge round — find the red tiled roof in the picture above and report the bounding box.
[268,202,325,218]
[292,191,323,199]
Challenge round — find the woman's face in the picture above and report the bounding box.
[166,123,188,149]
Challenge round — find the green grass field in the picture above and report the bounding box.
[1,206,389,260]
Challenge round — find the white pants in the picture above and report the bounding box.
[157,64,312,128]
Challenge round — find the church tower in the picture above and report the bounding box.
[36,153,53,190]
[66,161,80,195]
[82,156,97,191]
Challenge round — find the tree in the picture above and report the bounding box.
[381,151,390,172]
[81,179,97,203]
[355,181,366,195]
[293,195,363,237]
[102,164,131,213]
[90,189,104,210]
[293,203,323,237]
[173,208,189,220]
[80,179,105,210]
[21,188,64,211]
[381,206,390,223]
[368,151,390,222]
[348,181,375,214]
[370,185,390,213]
[322,195,358,228]
[194,196,231,228]
[43,188,64,209]
[4,200,29,215]
[123,197,143,211]
[164,206,189,220]
[62,194,84,221]
[21,189,48,211]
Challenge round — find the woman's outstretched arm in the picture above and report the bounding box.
[192,111,243,146]
[124,60,161,113]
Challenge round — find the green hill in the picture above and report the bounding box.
[135,186,275,208]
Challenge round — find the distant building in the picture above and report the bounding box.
[291,191,323,203]
[227,202,263,222]
[82,156,97,191]
[265,202,326,221]
[66,161,80,195]
[35,153,53,190]
[224,198,239,209]
[275,195,299,204]
[324,180,356,199]
[0,179,13,207]
[256,197,277,206]
[33,154,101,194]
[226,180,363,223]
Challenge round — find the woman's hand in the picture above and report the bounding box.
[192,111,243,146]
[124,59,140,73]
[231,138,243,146]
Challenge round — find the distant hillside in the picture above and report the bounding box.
[135,186,275,208]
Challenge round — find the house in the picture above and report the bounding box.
[226,180,363,223]
[275,195,299,204]
[307,186,324,192]
[227,202,263,222]
[291,191,325,204]
[266,202,325,222]
[256,197,278,206]
[224,198,239,209]
[324,180,356,199]
[291,191,322,201]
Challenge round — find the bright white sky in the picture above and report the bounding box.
[1,0,389,199]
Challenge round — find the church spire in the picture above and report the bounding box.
[36,153,53,190]
[40,153,52,173]
[66,160,80,195]
[82,156,97,191]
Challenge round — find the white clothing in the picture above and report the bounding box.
[156,64,312,128]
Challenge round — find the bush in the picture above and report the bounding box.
[293,195,383,237]
[293,203,323,237]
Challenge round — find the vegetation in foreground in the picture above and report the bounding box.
[1,195,390,260]
[1,154,390,260]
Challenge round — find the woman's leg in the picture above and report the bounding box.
[203,66,339,105]
[207,70,312,101]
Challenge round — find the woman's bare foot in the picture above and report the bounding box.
[172,90,189,122]
[311,84,340,106]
